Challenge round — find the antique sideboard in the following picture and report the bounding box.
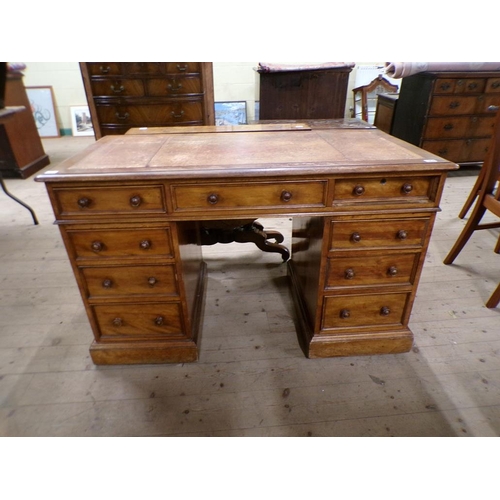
[36,124,457,365]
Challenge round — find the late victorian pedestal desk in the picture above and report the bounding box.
[36,123,457,365]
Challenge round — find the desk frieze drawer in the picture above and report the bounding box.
[333,176,435,205]
[90,79,145,98]
[171,181,327,212]
[81,264,179,300]
[92,302,185,339]
[65,226,174,260]
[87,63,123,76]
[325,252,420,289]
[321,292,410,332]
[329,218,430,251]
[51,185,166,218]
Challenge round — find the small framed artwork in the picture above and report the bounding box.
[26,86,60,137]
[70,106,94,137]
[215,101,247,125]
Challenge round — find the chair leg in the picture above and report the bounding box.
[486,282,500,308]
[443,204,488,265]
[458,168,485,219]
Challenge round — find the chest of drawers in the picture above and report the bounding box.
[80,63,215,139]
[36,126,457,364]
[391,71,500,164]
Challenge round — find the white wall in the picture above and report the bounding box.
[21,62,386,133]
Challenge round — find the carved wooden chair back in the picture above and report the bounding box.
[443,107,500,307]
[351,75,398,123]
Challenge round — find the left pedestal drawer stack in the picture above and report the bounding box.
[46,182,206,365]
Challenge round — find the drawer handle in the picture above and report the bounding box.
[351,232,362,243]
[100,66,111,74]
[148,277,157,287]
[171,110,185,119]
[397,230,408,240]
[77,197,91,208]
[130,195,142,207]
[176,64,188,72]
[439,82,451,91]
[380,306,391,316]
[344,268,355,280]
[449,101,460,109]
[281,190,293,202]
[167,81,183,92]
[488,105,500,112]
[353,185,365,196]
[154,316,164,326]
[438,148,448,155]
[443,123,454,131]
[140,240,151,250]
[111,84,125,94]
[112,317,123,326]
[401,183,413,194]
[340,309,351,319]
[91,241,104,252]
[115,112,130,121]
[102,279,113,289]
[491,81,500,89]
[468,82,478,90]
[387,266,398,276]
[207,193,219,205]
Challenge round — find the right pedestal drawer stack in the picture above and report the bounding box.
[391,71,500,164]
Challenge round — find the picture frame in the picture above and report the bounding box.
[26,86,60,137]
[70,105,94,137]
[215,101,247,125]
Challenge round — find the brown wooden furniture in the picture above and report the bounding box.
[257,65,352,120]
[352,76,398,123]
[79,62,215,139]
[374,93,399,133]
[0,70,50,178]
[444,109,500,308]
[36,124,457,365]
[0,107,39,224]
[391,71,500,164]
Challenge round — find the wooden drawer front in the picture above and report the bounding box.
[52,185,166,218]
[172,181,327,212]
[485,78,500,93]
[322,292,409,330]
[165,62,200,74]
[93,302,184,338]
[147,77,203,96]
[67,227,174,260]
[430,95,500,115]
[124,63,163,75]
[422,138,490,163]
[82,265,178,299]
[90,79,145,97]
[334,176,433,204]
[424,115,495,139]
[325,252,419,288]
[434,78,486,94]
[95,102,203,126]
[86,63,123,76]
[329,218,429,250]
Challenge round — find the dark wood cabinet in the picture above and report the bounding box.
[391,71,500,164]
[0,71,50,179]
[374,93,399,134]
[79,62,215,139]
[258,66,352,120]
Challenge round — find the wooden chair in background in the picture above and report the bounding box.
[351,75,398,123]
[443,108,500,308]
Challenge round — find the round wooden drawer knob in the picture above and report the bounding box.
[380,306,391,316]
[401,183,413,194]
[387,266,398,276]
[77,197,91,208]
[112,317,123,326]
[351,232,362,243]
[207,193,219,205]
[154,316,164,326]
[281,190,293,202]
[140,240,151,250]
[340,309,351,319]
[344,268,355,279]
[91,241,104,252]
[148,277,157,286]
[102,279,113,288]
[130,195,142,207]
[397,230,408,240]
[353,185,365,196]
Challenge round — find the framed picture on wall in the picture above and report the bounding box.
[70,105,94,137]
[26,86,60,137]
[215,101,247,125]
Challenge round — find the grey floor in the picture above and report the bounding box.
[1,136,499,436]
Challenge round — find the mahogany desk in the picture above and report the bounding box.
[36,125,457,365]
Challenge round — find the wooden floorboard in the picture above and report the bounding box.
[1,136,500,436]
